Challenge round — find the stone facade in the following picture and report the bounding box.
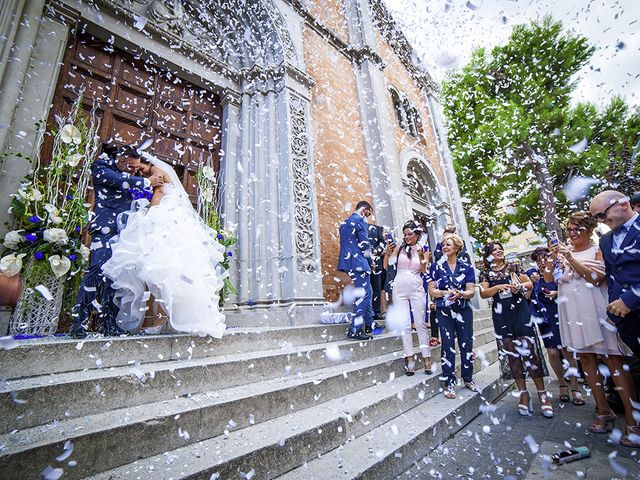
[0,0,472,322]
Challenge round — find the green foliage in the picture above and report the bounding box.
[441,16,639,246]
[196,164,237,302]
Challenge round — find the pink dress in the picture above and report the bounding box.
[557,246,623,355]
[393,246,429,359]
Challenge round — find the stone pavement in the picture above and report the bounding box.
[404,381,640,479]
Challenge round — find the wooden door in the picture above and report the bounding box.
[49,33,223,203]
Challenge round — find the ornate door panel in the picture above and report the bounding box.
[50,34,222,203]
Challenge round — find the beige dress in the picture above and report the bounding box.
[557,246,622,355]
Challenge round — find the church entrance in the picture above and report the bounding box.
[48,33,223,202]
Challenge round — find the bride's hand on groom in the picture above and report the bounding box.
[148,173,165,187]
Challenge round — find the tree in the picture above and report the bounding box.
[441,16,599,245]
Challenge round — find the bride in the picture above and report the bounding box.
[101,151,227,338]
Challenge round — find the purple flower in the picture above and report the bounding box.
[226,252,232,257]
[66,195,73,200]
[29,215,41,224]
[24,233,38,243]
[247,299,255,306]
[34,251,45,260]
[217,233,224,240]
[69,254,78,262]
[75,226,81,233]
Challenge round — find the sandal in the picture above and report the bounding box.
[538,390,554,418]
[621,425,640,448]
[423,356,432,375]
[589,411,617,433]
[404,357,415,376]
[518,390,533,416]
[558,385,571,403]
[571,390,585,406]
[444,384,456,399]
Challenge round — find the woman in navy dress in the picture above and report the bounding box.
[427,234,476,400]
[528,247,583,405]
[479,242,552,418]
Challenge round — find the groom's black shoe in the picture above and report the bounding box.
[68,328,88,339]
[347,329,372,341]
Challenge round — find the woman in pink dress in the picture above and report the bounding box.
[545,211,638,447]
[384,221,431,375]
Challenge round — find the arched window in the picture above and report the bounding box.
[389,88,405,129]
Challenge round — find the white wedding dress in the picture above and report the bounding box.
[102,154,227,337]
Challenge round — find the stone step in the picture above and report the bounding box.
[0,324,350,380]
[277,362,509,480]
[1,317,498,434]
[0,312,494,380]
[83,346,501,480]
[0,338,501,480]
[0,333,406,434]
[0,351,407,479]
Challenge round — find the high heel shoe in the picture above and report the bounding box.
[621,425,640,447]
[404,357,415,376]
[517,391,533,416]
[423,355,432,375]
[538,390,554,418]
[589,411,617,433]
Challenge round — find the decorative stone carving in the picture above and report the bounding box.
[147,0,185,33]
[262,0,298,63]
[289,95,316,273]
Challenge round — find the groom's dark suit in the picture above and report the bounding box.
[70,156,151,336]
[600,214,640,359]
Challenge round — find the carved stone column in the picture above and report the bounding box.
[0,0,78,233]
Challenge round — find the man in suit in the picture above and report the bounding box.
[368,223,386,322]
[433,223,471,263]
[590,190,640,359]
[69,144,163,338]
[338,201,375,340]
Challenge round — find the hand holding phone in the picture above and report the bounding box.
[548,230,559,246]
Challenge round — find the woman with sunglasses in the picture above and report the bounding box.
[545,211,638,446]
[479,242,553,418]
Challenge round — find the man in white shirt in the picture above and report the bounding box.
[590,190,640,359]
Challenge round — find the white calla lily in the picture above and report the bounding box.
[67,153,82,167]
[60,124,82,145]
[48,255,71,278]
[0,253,26,277]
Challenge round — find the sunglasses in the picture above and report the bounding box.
[566,227,585,234]
[592,197,628,220]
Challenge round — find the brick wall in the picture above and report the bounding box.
[375,31,446,186]
[303,26,372,302]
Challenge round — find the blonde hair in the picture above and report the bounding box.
[443,233,464,254]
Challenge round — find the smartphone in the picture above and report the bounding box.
[548,230,559,246]
[385,233,395,246]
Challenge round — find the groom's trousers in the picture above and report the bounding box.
[70,235,119,334]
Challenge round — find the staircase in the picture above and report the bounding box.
[0,309,509,479]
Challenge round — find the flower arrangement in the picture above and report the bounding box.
[1,97,99,308]
[196,163,236,302]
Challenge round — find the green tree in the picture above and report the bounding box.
[441,16,601,245]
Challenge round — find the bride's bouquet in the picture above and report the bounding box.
[1,97,100,308]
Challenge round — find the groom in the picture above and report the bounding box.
[338,200,375,340]
[69,144,163,338]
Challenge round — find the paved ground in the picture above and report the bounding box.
[404,381,640,479]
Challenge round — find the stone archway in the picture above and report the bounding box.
[400,148,448,249]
